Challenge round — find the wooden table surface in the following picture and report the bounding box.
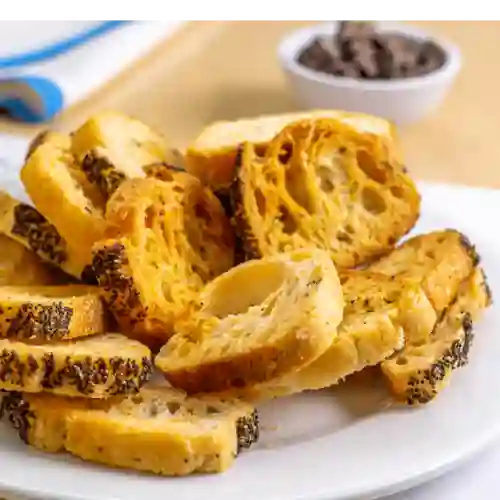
[2,21,499,190]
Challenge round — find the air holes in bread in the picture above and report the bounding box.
[362,187,387,215]
[278,143,293,164]
[318,166,335,193]
[357,149,388,184]
[390,185,405,199]
[279,206,297,234]
[254,188,266,216]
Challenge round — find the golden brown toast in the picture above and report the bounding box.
[0,333,152,397]
[230,118,420,269]
[185,109,398,188]
[1,385,258,476]
[0,190,89,281]
[155,248,344,394]
[382,266,492,405]
[92,176,234,350]
[368,229,479,314]
[0,234,64,286]
[0,285,106,341]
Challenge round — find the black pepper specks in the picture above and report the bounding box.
[236,409,259,453]
[6,302,73,341]
[92,243,145,325]
[12,204,68,265]
[403,312,474,405]
[0,392,34,444]
[81,150,126,199]
[457,231,480,267]
[0,346,153,397]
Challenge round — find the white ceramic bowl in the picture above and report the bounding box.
[277,22,462,126]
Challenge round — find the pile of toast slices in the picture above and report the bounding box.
[0,109,492,477]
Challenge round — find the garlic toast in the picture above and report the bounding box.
[155,248,344,394]
[0,333,152,397]
[1,385,258,475]
[92,176,234,349]
[382,266,492,405]
[230,118,420,269]
[0,285,106,341]
[185,109,398,189]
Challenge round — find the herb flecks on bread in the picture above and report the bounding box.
[155,248,344,394]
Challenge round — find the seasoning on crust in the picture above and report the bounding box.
[0,190,90,281]
[92,176,234,350]
[155,248,344,394]
[0,285,106,342]
[382,266,491,405]
[0,333,153,397]
[229,117,420,269]
[1,386,258,475]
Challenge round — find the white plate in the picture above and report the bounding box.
[0,181,499,500]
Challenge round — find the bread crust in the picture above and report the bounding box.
[0,285,106,341]
[0,333,153,397]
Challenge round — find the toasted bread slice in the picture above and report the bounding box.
[155,248,344,394]
[92,176,234,349]
[185,110,398,188]
[0,190,89,281]
[368,229,479,314]
[382,266,492,405]
[252,310,404,399]
[0,333,152,397]
[1,385,258,475]
[20,133,108,274]
[248,271,434,400]
[0,285,106,341]
[230,118,420,268]
[0,234,64,286]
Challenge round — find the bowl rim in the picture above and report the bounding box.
[277,21,462,91]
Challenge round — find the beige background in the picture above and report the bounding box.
[0,20,497,500]
[1,21,499,189]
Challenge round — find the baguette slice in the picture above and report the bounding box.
[1,385,258,475]
[382,266,492,405]
[20,132,108,274]
[0,190,89,281]
[92,176,234,350]
[0,333,153,397]
[156,248,344,394]
[0,285,106,341]
[230,118,420,269]
[368,229,479,314]
[0,234,63,286]
[185,109,398,188]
